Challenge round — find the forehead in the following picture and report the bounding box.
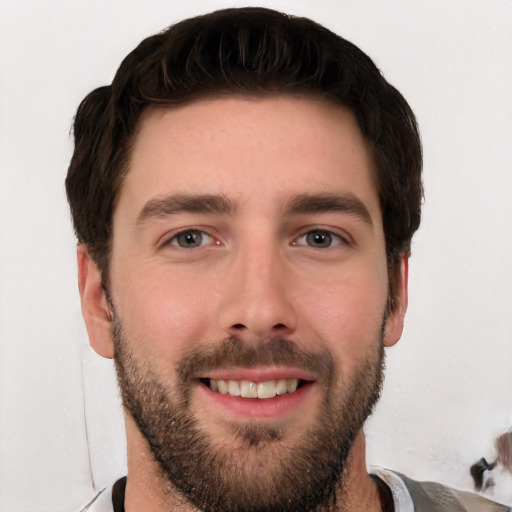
[118,96,380,221]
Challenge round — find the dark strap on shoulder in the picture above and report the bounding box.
[370,474,395,512]
[112,477,127,512]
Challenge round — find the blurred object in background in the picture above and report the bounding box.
[497,432,512,471]
[471,430,512,494]
[470,457,498,491]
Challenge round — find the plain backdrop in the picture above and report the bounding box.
[1,1,511,511]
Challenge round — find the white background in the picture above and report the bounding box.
[1,1,511,511]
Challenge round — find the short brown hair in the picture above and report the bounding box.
[66,7,422,312]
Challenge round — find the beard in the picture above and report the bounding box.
[112,314,386,512]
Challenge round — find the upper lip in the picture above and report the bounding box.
[198,366,317,383]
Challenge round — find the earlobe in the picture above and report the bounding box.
[77,245,114,358]
[383,255,409,347]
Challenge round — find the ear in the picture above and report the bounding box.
[77,244,114,358]
[383,255,409,347]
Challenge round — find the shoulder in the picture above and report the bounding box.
[398,471,511,512]
[76,485,114,512]
[371,467,511,512]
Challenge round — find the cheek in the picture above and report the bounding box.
[112,266,217,362]
[301,259,387,314]
[298,267,387,358]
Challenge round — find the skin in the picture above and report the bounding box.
[78,96,408,511]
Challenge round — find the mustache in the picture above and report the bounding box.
[176,337,335,385]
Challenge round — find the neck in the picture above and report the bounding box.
[335,431,383,512]
[123,418,383,512]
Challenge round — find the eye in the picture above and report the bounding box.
[293,229,344,249]
[169,229,215,249]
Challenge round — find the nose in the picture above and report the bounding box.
[217,242,298,342]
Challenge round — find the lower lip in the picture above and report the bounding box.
[198,381,315,419]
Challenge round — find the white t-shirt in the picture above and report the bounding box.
[77,467,511,512]
[78,484,113,512]
[77,467,414,512]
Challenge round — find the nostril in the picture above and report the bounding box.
[273,323,287,330]
[232,324,245,330]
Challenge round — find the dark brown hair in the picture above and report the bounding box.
[66,7,422,312]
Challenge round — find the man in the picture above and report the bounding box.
[67,7,510,512]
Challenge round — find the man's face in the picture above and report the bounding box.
[85,96,406,511]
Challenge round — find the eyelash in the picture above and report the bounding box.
[164,227,349,250]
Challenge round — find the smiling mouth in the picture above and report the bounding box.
[201,378,308,399]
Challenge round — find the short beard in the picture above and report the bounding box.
[112,314,386,512]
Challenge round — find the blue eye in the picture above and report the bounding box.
[294,230,343,248]
[171,230,211,248]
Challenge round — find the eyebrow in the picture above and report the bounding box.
[284,193,373,226]
[136,191,373,227]
[137,193,237,225]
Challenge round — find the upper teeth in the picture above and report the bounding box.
[209,379,299,399]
